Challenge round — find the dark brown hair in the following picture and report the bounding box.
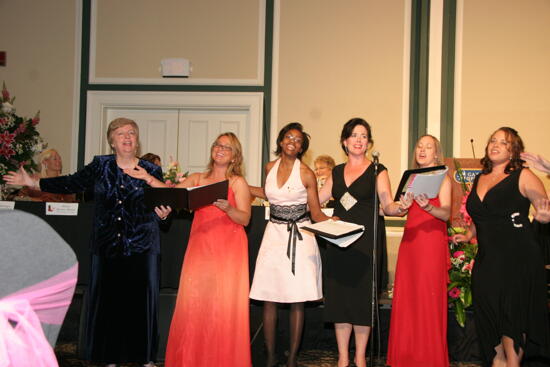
[274,122,310,159]
[140,153,161,166]
[480,127,524,174]
[340,118,373,155]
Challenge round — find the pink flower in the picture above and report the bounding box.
[31,112,40,126]
[0,144,15,159]
[453,251,465,260]
[462,259,475,274]
[0,131,15,146]
[13,122,26,135]
[164,179,176,188]
[1,83,9,101]
[459,193,472,226]
[448,287,461,299]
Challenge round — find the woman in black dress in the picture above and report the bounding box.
[453,127,550,367]
[318,118,406,367]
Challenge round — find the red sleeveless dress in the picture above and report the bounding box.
[387,198,450,367]
[164,188,251,366]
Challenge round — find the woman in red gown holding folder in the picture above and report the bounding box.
[386,135,452,367]
[127,132,252,367]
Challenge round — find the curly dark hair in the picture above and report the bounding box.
[340,117,373,155]
[480,126,524,174]
[274,122,310,159]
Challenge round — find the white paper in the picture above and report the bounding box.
[321,231,363,248]
[0,201,15,210]
[321,208,334,216]
[45,202,79,216]
[304,219,364,237]
[406,167,448,198]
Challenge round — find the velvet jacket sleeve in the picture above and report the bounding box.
[41,155,164,258]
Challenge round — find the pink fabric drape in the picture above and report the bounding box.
[0,264,78,367]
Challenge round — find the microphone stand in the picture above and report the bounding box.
[370,154,381,365]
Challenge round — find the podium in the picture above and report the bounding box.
[444,158,482,227]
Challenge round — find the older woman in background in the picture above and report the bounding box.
[4,117,170,367]
[15,148,75,202]
[140,153,161,166]
[314,155,336,190]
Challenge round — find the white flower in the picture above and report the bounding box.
[1,102,14,114]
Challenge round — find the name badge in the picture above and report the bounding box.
[45,202,79,216]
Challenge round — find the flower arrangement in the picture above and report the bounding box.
[447,159,478,327]
[447,227,477,327]
[163,159,188,187]
[0,82,45,184]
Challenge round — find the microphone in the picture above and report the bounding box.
[372,151,380,164]
[470,139,476,159]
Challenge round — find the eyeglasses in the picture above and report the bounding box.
[212,143,233,152]
[284,134,303,144]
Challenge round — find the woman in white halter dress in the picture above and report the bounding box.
[250,156,322,302]
[250,122,330,367]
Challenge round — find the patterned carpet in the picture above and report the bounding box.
[55,342,482,367]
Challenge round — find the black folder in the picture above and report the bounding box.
[144,180,228,211]
[393,165,447,201]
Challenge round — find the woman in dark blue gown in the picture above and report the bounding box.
[4,117,170,367]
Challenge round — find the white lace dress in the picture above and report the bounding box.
[250,158,322,303]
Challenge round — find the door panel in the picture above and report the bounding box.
[177,111,248,176]
[104,109,179,171]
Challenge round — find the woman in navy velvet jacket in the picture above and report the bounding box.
[4,117,170,367]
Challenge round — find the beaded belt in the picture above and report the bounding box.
[269,203,309,275]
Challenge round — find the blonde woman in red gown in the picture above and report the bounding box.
[387,135,452,367]
[126,132,252,367]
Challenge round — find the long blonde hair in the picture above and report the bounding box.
[37,148,62,177]
[206,132,245,178]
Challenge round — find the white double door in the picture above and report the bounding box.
[105,108,250,180]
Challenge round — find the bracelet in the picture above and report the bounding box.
[160,216,168,221]
[425,204,433,212]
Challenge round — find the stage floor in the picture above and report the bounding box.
[55,342,482,367]
[55,290,484,367]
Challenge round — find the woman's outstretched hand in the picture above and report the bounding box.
[533,198,550,224]
[3,166,38,188]
[521,152,550,175]
[123,165,151,181]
